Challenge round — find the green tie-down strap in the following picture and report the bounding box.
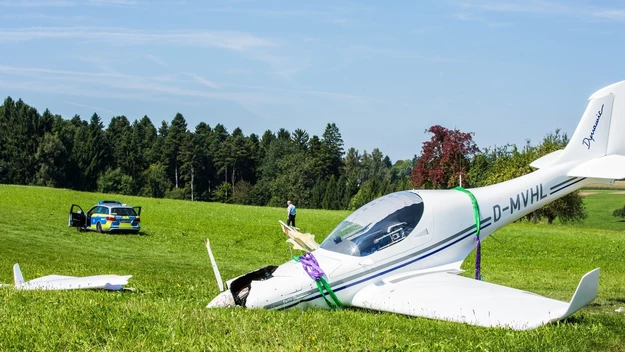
[293,255,344,310]
[454,186,483,280]
[454,186,481,239]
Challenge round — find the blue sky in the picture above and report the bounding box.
[1,0,625,162]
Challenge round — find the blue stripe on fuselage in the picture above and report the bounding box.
[276,221,492,310]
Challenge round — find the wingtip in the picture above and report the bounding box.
[561,268,600,319]
[13,263,24,286]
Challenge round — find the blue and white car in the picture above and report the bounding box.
[69,200,141,233]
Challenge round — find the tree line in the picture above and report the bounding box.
[0,96,585,222]
[0,97,415,209]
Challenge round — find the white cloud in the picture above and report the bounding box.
[453,0,625,23]
[199,6,366,28]
[0,0,74,6]
[305,90,374,105]
[593,9,625,22]
[0,64,380,116]
[87,0,137,5]
[454,0,575,15]
[0,27,277,51]
[0,0,136,6]
[0,64,273,104]
[63,101,119,115]
[201,8,330,18]
[328,18,352,28]
[144,54,168,67]
[347,45,467,64]
[0,13,90,21]
[452,12,508,27]
[186,73,219,89]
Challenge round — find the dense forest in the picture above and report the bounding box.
[0,96,586,222]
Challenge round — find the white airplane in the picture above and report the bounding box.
[12,263,132,291]
[207,80,625,330]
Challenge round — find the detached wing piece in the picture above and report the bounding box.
[351,269,599,330]
[13,263,132,291]
[279,220,319,252]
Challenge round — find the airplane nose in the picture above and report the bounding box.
[207,290,235,308]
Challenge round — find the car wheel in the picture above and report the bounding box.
[76,226,82,232]
[96,222,103,233]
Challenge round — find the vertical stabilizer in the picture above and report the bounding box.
[532,80,625,175]
[556,92,614,164]
[13,263,24,287]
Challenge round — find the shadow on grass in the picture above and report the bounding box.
[105,231,150,237]
[558,314,588,326]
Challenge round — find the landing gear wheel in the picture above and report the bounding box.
[96,222,103,233]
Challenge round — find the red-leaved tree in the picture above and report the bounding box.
[411,125,479,189]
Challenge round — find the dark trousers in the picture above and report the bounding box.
[287,214,296,227]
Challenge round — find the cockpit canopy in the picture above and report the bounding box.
[320,191,424,257]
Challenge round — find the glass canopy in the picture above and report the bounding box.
[320,191,424,257]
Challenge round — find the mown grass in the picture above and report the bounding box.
[0,185,624,351]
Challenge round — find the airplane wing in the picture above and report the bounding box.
[13,263,131,291]
[279,221,319,252]
[351,268,599,330]
[29,275,76,282]
[17,275,132,291]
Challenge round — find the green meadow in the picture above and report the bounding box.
[0,185,624,351]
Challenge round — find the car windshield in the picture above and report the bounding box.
[112,207,137,216]
[320,191,424,257]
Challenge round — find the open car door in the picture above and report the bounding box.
[133,206,142,216]
[68,204,86,229]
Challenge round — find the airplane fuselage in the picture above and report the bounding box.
[222,161,606,311]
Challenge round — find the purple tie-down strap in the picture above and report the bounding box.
[475,236,481,280]
[299,252,325,281]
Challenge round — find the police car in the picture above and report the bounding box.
[68,200,141,233]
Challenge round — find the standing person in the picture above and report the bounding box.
[287,200,296,227]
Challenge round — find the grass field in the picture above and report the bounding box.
[0,185,624,351]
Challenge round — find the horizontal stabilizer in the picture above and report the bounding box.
[567,154,625,179]
[351,268,599,330]
[530,150,563,169]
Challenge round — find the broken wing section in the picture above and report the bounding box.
[13,263,132,291]
[351,269,599,330]
[279,220,319,252]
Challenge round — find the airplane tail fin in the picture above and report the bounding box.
[13,263,24,287]
[531,80,625,179]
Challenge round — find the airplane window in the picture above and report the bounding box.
[320,191,424,257]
